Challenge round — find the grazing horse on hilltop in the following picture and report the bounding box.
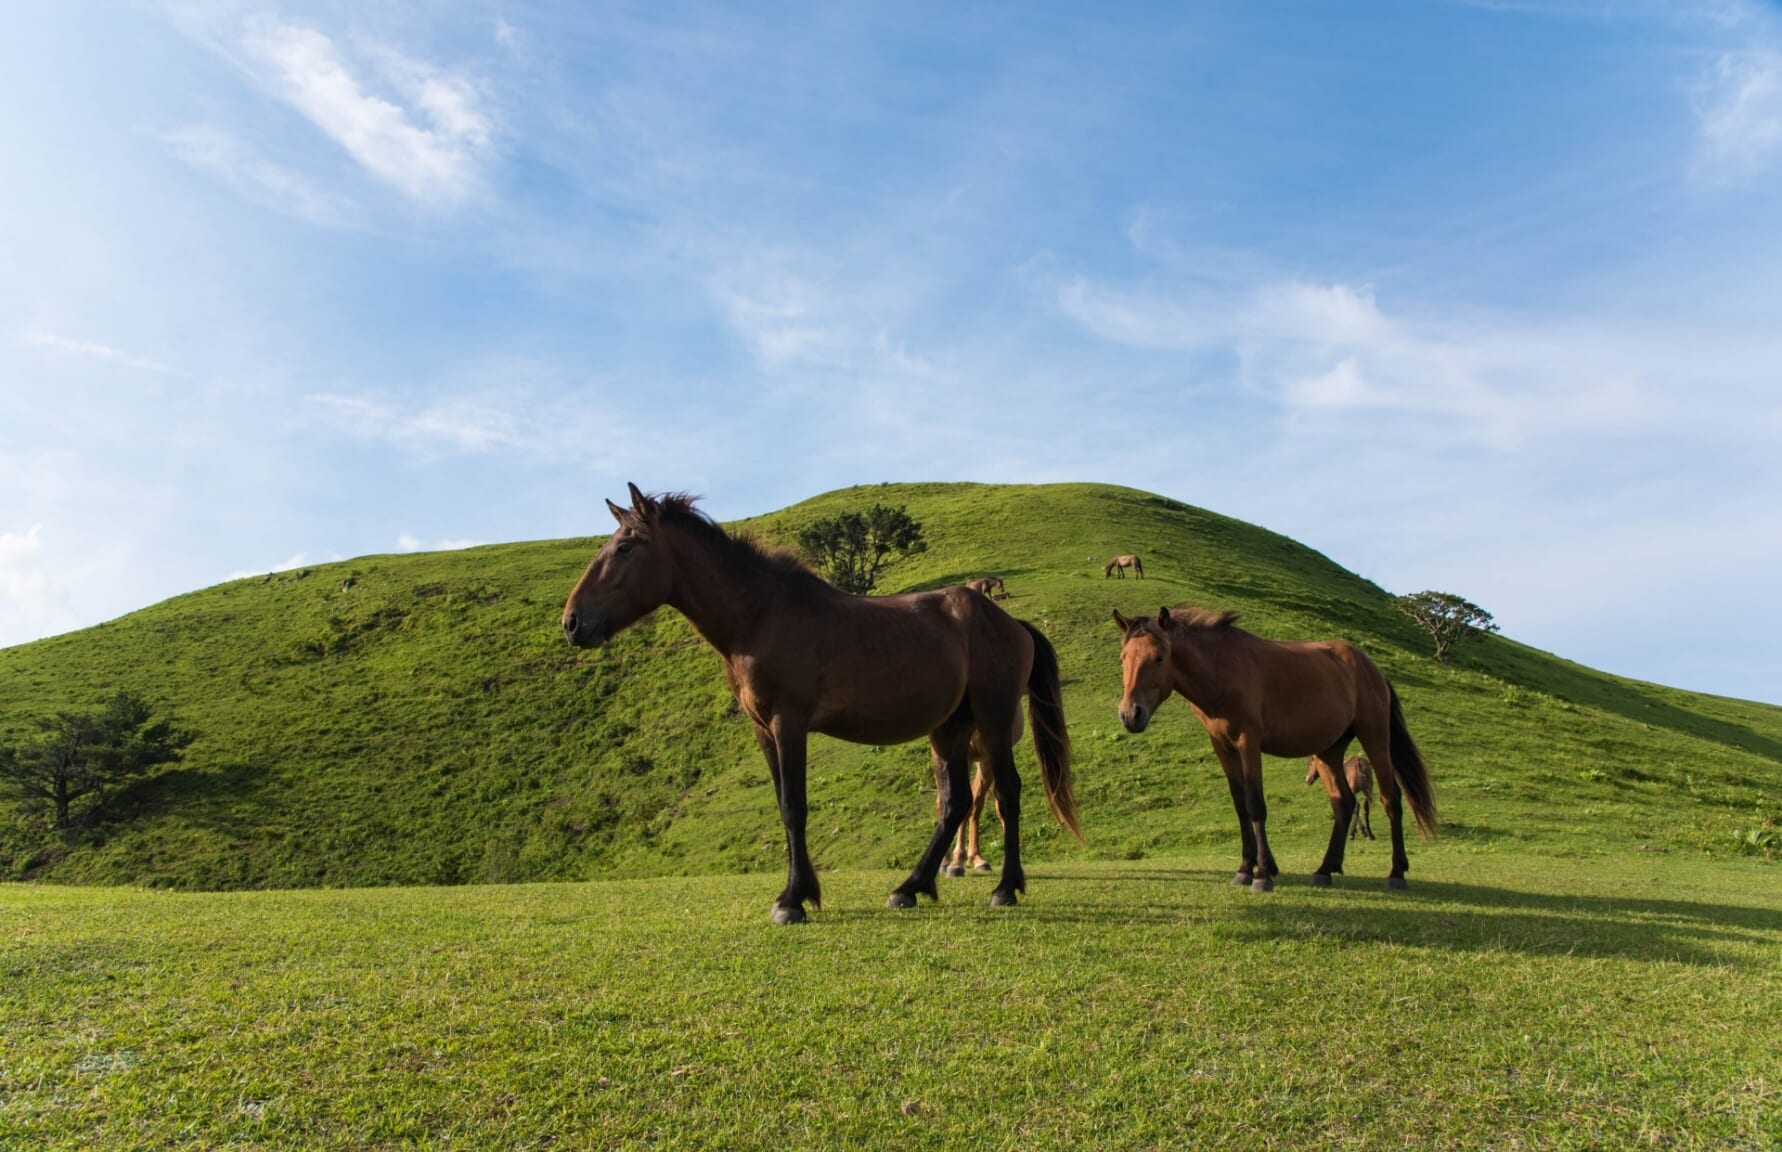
[1113,606,1436,890]
[562,485,1081,924]
[939,705,1022,876]
[1104,554,1144,579]
[1305,755,1375,841]
[965,576,1007,599]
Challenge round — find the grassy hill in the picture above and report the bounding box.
[1,482,1777,889]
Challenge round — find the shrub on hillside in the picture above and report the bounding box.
[1394,590,1499,662]
[796,504,927,594]
[0,691,192,830]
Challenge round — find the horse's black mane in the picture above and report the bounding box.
[653,493,821,584]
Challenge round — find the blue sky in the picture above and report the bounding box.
[3,1,1781,703]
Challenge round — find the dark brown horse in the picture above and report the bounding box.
[562,485,1081,923]
[1104,554,1144,579]
[939,705,1021,876]
[1305,755,1375,841]
[965,576,1007,599]
[1113,606,1436,890]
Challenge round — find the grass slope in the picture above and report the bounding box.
[0,482,1777,889]
[3,852,1779,1150]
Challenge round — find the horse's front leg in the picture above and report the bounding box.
[1214,742,1258,886]
[767,714,820,924]
[890,727,973,908]
[1238,738,1279,891]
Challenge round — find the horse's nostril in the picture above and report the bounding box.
[564,612,579,635]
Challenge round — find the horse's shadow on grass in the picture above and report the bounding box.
[910,864,1782,968]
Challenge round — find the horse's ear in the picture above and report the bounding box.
[1157,606,1172,627]
[627,482,650,516]
[606,498,630,526]
[1112,609,1131,633]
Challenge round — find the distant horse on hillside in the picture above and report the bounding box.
[562,484,1081,924]
[1112,606,1436,890]
[1305,755,1375,841]
[965,576,1007,599]
[939,704,1022,876]
[1104,554,1144,579]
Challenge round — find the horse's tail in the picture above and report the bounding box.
[1134,555,1143,577]
[1387,684,1438,839]
[1019,620,1082,842]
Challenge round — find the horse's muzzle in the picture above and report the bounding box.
[562,611,607,649]
[1119,704,1149,734]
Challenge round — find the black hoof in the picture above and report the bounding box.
[944,865,965,878]
[989,889,1018,907]
[1386,876,1407,890]
[1309,873,1332,887]
[1232,871,1253,887]
[972,861,993,873]
[771,903,806,925]
[886,891,918,909]
[1250,877,1274,893]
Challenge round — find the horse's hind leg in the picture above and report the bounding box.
[982,725,1025,907]
[966,765,995,871]
[938,750,967,877]
[1310,739,1357,885]
[1354,708,1410,888]
[890,718,974,908]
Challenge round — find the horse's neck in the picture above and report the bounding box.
[1169,627,1230,705]
[662,525,775,657]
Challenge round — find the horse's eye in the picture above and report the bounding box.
[1153,654,1164,665]
[615,540,634,556]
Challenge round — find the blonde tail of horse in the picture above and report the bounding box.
[1019,620,1082,842]
[1388,684,1439,839]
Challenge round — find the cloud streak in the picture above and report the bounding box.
[22,331,183,376]
[162,122,358,226]
[238,19,492,207]
[1695,51,1782,180]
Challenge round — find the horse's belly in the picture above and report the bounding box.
[811,675,964,746]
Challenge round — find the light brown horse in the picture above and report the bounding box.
[1104,554,1144,579]
[939,705,1021,876]
[1114,606,1436,890]
[1305,755,1375,841]
[562,485,1081,924]
[965,576,1007,599]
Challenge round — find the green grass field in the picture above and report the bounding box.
[4,852,1779,1150]
[2,481,1779,1148]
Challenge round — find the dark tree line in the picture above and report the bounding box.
[0,692,191,830]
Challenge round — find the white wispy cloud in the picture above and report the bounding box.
[1694,50,1782,179]
[22,331,183,376]
[1057,276,1676,448]
[238,19,492,207]
[226,551,314,581]
[307,392,520,454]
[161,122,358,226]
[396,533,483,553]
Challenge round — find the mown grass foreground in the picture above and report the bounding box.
[4,852,1779,1150]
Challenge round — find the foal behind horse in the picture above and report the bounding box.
[1115,606,1436,890]
[1305,756,1375,840]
